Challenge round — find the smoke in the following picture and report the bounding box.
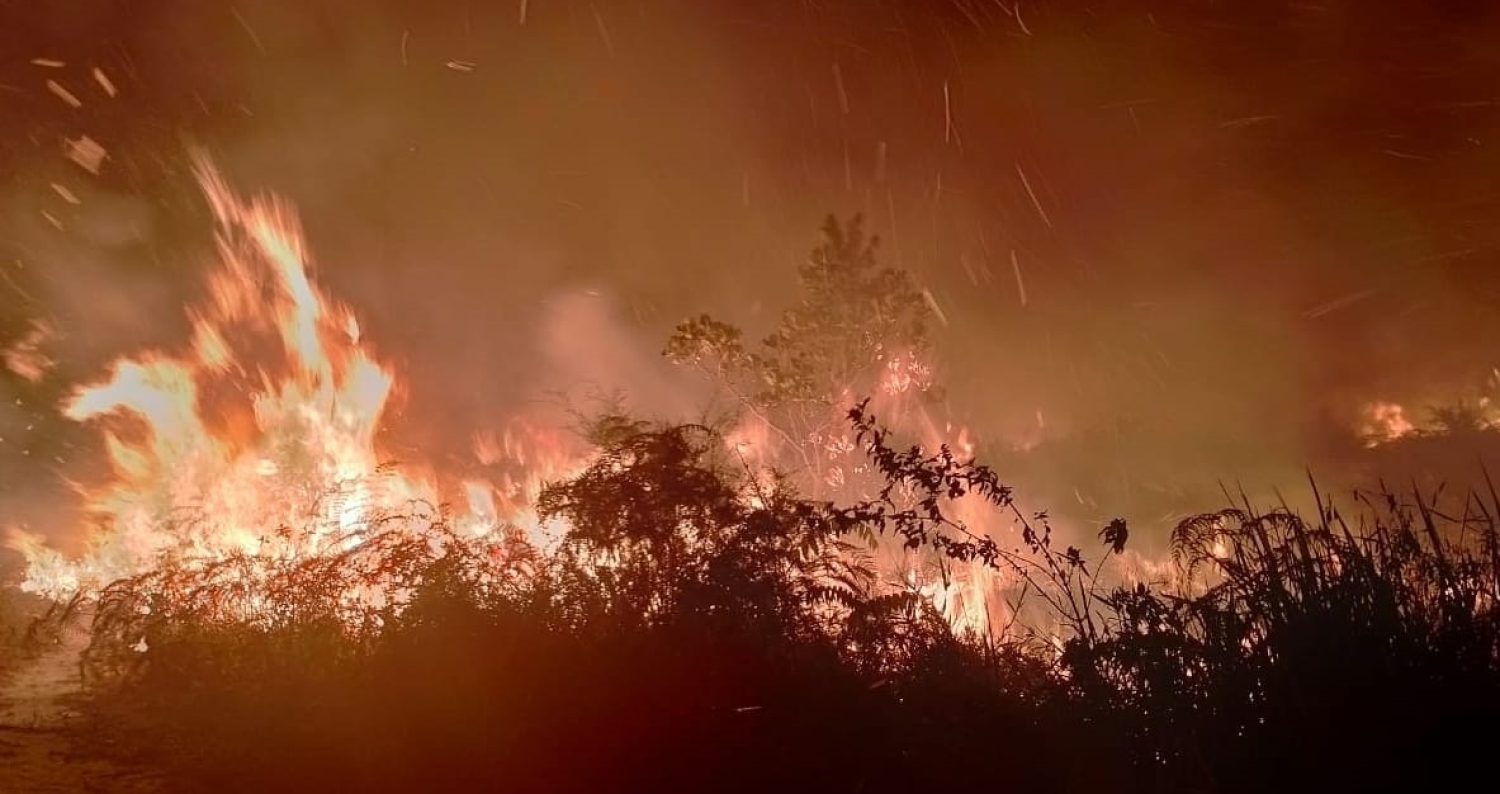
[5,1,1500,554]
[534,289,707,418]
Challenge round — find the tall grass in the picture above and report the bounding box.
[75,418,1089,792]
[58,416,1500,792]
[1067,479,1500,792]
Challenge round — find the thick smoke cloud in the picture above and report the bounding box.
[4,1,1500,554]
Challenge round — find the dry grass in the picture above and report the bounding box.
[51,420,1500,792]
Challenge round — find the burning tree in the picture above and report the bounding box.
[664,214,934,488]
[663,214,1083,638]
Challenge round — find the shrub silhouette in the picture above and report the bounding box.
[1066,483,1500,792]
[80,411,1090,792]
[67,404,1500,792]
[51,211,1500,793]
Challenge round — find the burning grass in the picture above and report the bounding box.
[69,413,1096,792]
[45,413,1500,792]
[10,164,1500,791]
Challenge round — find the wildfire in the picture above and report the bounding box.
[8,156,573,601]
[7,159,1030,640]
[470,420,583,546]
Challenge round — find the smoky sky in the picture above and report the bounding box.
[4,0,1500,549]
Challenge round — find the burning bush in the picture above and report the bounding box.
[76,410,1094,792]
[45,401,1500,793]
[13,167,1500,792]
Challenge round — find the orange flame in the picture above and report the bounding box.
[9,157,576,600]
[9,161,1043,640]
[1360,401,1416,447]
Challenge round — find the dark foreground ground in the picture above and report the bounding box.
[0,617,162,792]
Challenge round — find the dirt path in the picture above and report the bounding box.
[0,620,164,792]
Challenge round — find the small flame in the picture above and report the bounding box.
[1360,401,1416,447]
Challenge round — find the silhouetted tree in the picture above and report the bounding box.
[664,214,932,483]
